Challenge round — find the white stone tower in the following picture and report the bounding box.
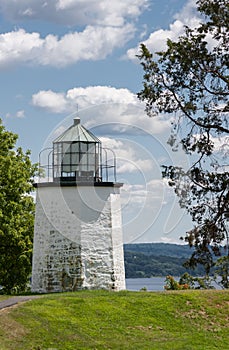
[32,118,125,293]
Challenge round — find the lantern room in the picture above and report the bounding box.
[52,117,102,183]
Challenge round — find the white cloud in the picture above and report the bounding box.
[32,85,138,113]
[0,29,43,68]
[117,159,152,174]
[0,24,135,68]
[122,180,168,208]
[16,110,25,118]
[65,86,138,110]
[174,0,197,25]
[120,179,181,243]
[32,86,170,135]
[123,180,174,210]
[32,90,68,113]
[0,0,147,69]
[212,135,229,155]
[120,178,190,243]
[56,0,148,26]
[126,0,200,60]
[0,0,148,26]
[100,136,154,174]
[6,109,25,118]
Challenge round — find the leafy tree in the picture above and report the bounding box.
[0,120,37,294]
[138,0,229,285]
[179,272,214,290]
[164,275,190,290]
[214,256,229,289]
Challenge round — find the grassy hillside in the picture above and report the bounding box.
[0,290,229,349]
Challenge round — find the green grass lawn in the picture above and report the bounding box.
[0,290,228,349]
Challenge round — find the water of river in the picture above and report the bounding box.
[126,277,166,291]
[125,277,221,291]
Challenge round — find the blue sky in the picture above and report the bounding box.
[0,0,201,244]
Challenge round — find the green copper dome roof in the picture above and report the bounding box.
[53,118,101,143]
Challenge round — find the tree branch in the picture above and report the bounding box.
[160,73,229,134]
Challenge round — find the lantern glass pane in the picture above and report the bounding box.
[80,143,88,152]
[80,164,88,171]
[72,164,79,171]
[62,165,71,172]
[88,153,95,165]
[88,143,95,152]
[71,143,79,152]
[63,154,70,164]
[63,143,70,153]
[72,153,79,163]
[80,154,87,165]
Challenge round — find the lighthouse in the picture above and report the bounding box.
[31,118,125,293]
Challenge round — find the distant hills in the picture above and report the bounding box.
[123,243,205,278]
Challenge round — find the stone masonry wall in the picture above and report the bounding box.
[32,184,125,293]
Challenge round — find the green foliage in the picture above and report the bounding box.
[138,0,229,284]
[164,275,190,290]
[165,273,215,291]
[179,272,196,289]
[1,290,229,349]
[214,256,229,289]
[179,272,214,290]
[0,120,37,294]
[140,286,147,291]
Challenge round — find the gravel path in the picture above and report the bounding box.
[0,295,41,310]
